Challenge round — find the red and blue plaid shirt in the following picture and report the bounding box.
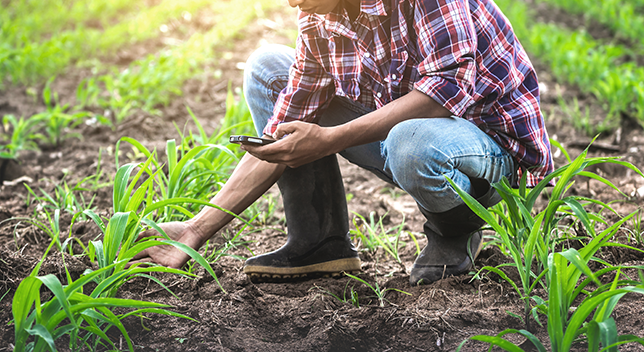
[265,0,554,186]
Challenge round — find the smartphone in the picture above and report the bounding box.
[229,135,276,146]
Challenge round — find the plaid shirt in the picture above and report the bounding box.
[265,0,554,186]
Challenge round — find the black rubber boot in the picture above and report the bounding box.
[243,154,361,282]
[410,178,501,286]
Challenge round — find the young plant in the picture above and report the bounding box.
[31,78,89,147]
[457,244,644,351]
[82,153,228,293]
[12,241,196,352]
[344,272,411,307]
[451,139,644,329]
[311,281,361,308]
[0,114,43,160]
[24,176,96,219]
[350,211,410,263]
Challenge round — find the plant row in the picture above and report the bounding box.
[535,0,644,51]
[1,0,214,87]
[75,0,283,122]
[1,0,139,48]
[495,0,644,133]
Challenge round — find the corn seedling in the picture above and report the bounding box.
[242,194,282,226]
[626,209,644,245]
[344,272,411,308]
[24,177,96,220]
[457,244,644,351]
[81,152,230,293]
[496,0,644,127]
[114,91,254,223]
[7,209,64,252]
[0,114,43,160]
[12,239,196,352]
[31,78,89,147]
[76,0,280,122]
[452,139,644,330]
[186,219,255,275]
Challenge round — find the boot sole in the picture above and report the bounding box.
[244,257,362,283]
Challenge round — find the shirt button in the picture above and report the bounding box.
[392,74,397,80]
[376,92,382,98]
[364,53,371,58]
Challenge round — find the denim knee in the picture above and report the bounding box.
[243,44,294,135]
[382,119,453,196]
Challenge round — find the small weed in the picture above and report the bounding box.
[311,281,361,308]
[350,212,407,263]
[345,272,411,308]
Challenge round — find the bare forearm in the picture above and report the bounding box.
[328,90,451,152]
[187,153,286,241]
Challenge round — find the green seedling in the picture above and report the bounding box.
[350,211,408,263]
[626,209,644,245]
[7,209,64,252]
[24,176,96,220]
[1,0,215,86]
[496,0,644,128]
[344,272,411,308]
[311,281,361,308]
[31,78,89,147]
[242,194,282,226]
[12,241,196,352]
[0,114,43,160]
[185,221,255,275]
[454,138,644,330]
[78,0,281,122]
[457,246,644,352]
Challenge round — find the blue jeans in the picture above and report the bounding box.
[243,44,516,213]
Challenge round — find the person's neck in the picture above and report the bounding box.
[344,0,360,21]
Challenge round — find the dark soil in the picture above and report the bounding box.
[2,4,644,352]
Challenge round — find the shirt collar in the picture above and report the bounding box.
[320,0,389,39]
[359,0,389,17]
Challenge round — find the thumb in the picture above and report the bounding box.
[274,121,301,139]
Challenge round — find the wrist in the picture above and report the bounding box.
[325,124,350,154]
[185,217,216,245]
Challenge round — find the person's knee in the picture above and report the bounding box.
[244,44,294,86]
[383,120,447,192]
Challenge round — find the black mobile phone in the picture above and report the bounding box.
[229,135,276,146]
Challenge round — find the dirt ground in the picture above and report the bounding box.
[2,4,644,352]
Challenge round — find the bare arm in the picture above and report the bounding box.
[188,153,286,242]
[242,89,451,167]
[131,153,285,268]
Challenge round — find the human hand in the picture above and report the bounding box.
[128,222,207,269]
[241,121,340,168]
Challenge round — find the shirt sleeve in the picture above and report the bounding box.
[411,0,477,117]
[263,22,336,137]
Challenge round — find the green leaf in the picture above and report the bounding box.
[457,334,525,352]
[13,276,43,352]
[25,324,57,352]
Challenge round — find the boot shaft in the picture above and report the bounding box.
[421,177,501,237]
[277,154,349,245]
